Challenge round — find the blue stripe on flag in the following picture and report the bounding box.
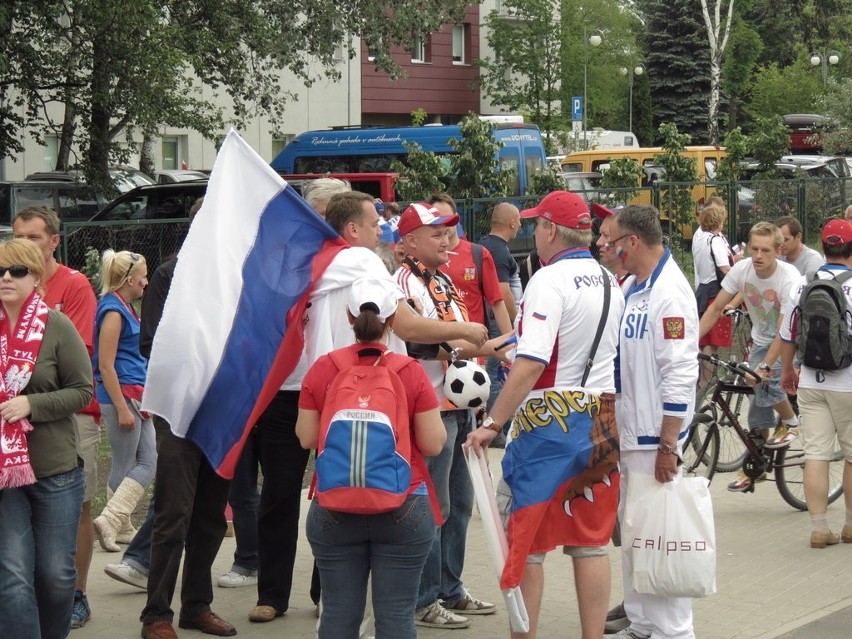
[185,185,336,468]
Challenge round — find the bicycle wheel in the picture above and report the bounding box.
[682,412,719,482]
[714,391,749,473]
[775,437,845,511]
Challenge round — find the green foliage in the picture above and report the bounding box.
[81,246,102,294]
[526,163,563,196]
[721,15,764,131]
[747,115,790,177]
[714,127,749,204]
[391,114,513,201]
[745,60,824,123]
[638,0,711,143]
[410,108,429,127]
[447,114,513,200]
[653,123,698,240]
[631,71,654,147]
[815,81,852,154]
[599,157,645,205]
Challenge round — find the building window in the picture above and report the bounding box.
[162,136,179,170]
[452,25,464,64]
[42,135,59,171]
[411,34,431,63]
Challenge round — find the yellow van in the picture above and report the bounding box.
[560,146,727,241]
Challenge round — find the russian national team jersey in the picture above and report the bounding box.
[515,254,623,398]
[616,249,699,451]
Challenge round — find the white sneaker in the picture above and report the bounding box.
[414,601,470,629]
[104,562,148,590]
[609,629,651,639]
[217,569,258,588]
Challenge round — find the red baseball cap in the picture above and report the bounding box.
[591,202,614,219]
[520,191,592,230]
[822,219,852,246]
[397,202,460,236]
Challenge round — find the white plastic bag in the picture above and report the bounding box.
[464,447,529,633]
[622,473,716,598]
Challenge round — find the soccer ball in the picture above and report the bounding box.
[443,360,491,409]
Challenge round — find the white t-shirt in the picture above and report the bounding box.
[721,258,800,347]
[780,264,852,392]
[516,255,624,396]
[782,245,824,276]
[282,247,406,390]
[394,265,467,402]
[692,228,732,289]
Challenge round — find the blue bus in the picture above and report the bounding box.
[270,123,548,196]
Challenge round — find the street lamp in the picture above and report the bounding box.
[620,63,645,134]
[583,28,602,148]
[810,50,841,86]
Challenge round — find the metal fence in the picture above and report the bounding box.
[54,175,850,276]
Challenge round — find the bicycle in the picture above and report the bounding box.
[683,352,845,511]
[695,308,752,472]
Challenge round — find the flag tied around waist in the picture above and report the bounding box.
[142,130,344,478]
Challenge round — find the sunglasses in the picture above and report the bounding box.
[0,265,32,278]
[123,252,141,283]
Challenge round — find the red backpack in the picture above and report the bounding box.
[311,348,417,514]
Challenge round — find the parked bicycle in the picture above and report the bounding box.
[695,308,752,472]
[683,352,844,511]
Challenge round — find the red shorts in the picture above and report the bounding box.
[699,299,733,348]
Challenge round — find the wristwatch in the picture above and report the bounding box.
[480,416,502,433]
[758,362,771,372]
[658,442,678,455]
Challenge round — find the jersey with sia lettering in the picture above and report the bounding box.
[515,252,623,396]
[780,264,852,392]
[616,249,699,451]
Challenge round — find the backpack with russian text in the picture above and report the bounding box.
[312,347,415,514]
[792,270,852,372]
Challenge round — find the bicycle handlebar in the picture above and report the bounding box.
[697,352,762,380]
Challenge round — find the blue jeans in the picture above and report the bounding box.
[102,403,157,490]
[0,466,84,639]
[228,433,260,572]
[124,495,155,573]
[308,495,436,639]
[748,343,787,430]
[416,409,475,609]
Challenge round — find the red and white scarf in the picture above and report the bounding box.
[0,290,48,489]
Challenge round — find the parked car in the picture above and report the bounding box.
[0,179,112,225]
[92,181,208,221]
[155,169,209,184]
[25,165,155,194]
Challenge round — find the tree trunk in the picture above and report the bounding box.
[85,40,113,191]
[56,97,76,170]
[139,128,157,177]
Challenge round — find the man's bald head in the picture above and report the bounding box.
[491,202,521,240]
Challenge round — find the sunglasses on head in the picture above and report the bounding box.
[123,252,141,282]
[0,265,31,278]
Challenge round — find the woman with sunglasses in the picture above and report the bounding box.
[0,239,93,639]
[92,250,154,552]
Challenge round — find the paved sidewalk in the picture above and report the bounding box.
[74,449,852,639]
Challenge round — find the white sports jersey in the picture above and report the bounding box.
[780,264,852,392]
[616,250,699,451]
[721,258,800,347]
[394,264,467,402]
[515,253,624,396]
[282,247,406,390]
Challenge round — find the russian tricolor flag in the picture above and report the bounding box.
[142,130,344,478]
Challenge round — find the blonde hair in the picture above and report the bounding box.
[748,221,783,249]
[698,204,727,231]
[100,249,146,296]
[0,239,46,295]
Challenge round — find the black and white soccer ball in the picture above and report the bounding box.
[443,360,491,409]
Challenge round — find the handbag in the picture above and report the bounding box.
[622,473,716,598]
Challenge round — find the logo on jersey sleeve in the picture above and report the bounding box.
[663,317,685,339]
[532,311,547,321]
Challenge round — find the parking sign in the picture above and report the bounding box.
[572,97,583,121]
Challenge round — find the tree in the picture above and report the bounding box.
[700,0,735,145]
[391,113,514,201]
[653,123,698,244]
[745,60,823,123]
[720,13,763,131]
[637,0,711,143]
[815,81,852,155]
[1,0,468,187]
